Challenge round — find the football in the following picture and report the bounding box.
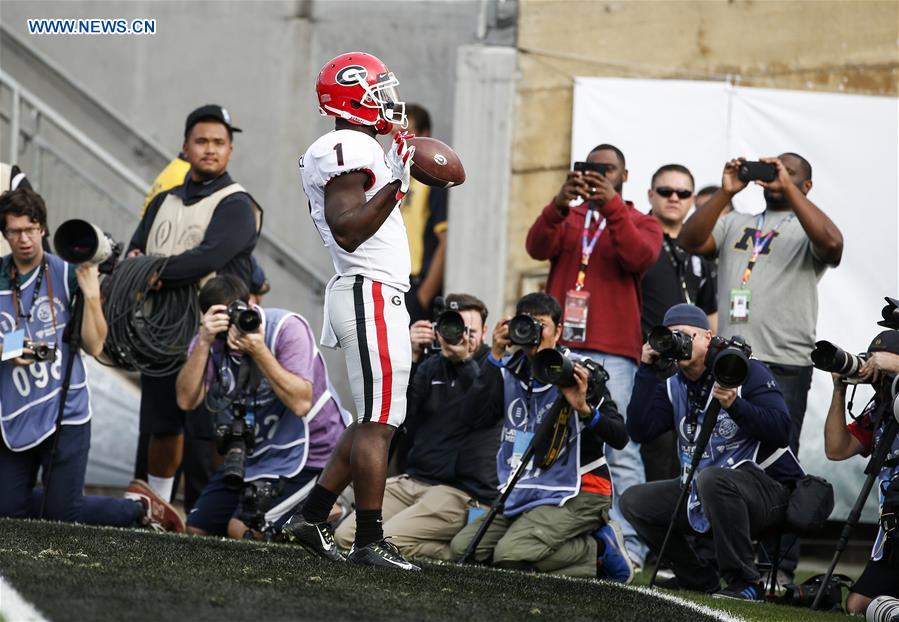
[408,136,466,188]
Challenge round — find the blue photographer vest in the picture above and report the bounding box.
[668,373,760,533]
[205,308,320,481]
[0,254,90,451]
[871,413,899,561]
[497,370,581,517]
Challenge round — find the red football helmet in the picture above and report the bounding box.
[316,52,407,135]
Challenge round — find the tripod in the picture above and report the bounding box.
[811,395,899,610]
[39,291,84,519]
[648,399,722,588]
[458,397,567,564]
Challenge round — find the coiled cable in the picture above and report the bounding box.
[101,256,200,377]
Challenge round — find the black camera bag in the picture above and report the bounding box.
[786,475,835,534]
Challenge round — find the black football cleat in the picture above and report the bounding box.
[346,539,421,571]
[281,517,345,562]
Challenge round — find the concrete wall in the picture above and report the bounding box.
[0,0,485,401]
[504,0,898,313]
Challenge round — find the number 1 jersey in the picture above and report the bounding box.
[300,129,411,292]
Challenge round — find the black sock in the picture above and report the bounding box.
[301,484,339,524]
[354,509,383,548]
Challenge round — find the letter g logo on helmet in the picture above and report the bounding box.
[335,65,368,86]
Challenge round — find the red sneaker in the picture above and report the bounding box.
[125,479,185,533]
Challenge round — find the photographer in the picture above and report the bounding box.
[175,275,343,539]
[335,294,498,560]
[0,188,182,531]
[823,330,899,614]
[526,143,661,568]
[128,105,262,504]
[621,303,801,600]
[678,154,843,455]
[449,293,630,579]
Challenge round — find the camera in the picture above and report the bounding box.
[508,314,543,347]
[705,335,752,389]
[432,297,467,346]
[879,297,899,329]
[811,341,868,383]
[215,406,257,490]
[867,596,899,622]
[737,161,777,183]
[648,326,693,361]
[235,479,283,537]
[226,300,262,334]
[532,348,609,407]
[53,219,122,275]
[23,340,57,362]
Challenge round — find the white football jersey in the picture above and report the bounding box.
[300,129,411,292]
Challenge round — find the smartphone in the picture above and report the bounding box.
[573,161,610,175]
[737,161,777,183]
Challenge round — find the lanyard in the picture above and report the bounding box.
[10,261,57,339]
[740,212,795,286]
[662,236,693,305]
[575,208,607,291]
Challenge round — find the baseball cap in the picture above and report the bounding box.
[868,330,899,355]
[184,104,242,138]
[663,303,710,330]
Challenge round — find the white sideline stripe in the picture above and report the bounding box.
[1,574,50,622]
[621,584,747,622]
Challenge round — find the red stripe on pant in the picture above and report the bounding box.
[371,282,393,424]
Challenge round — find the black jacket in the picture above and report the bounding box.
[404,345,502,503]
[127,172,259,288]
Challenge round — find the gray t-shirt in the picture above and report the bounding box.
[712,209,829,366]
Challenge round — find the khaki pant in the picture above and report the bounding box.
[449,492,610,578]
[335,475,480,561]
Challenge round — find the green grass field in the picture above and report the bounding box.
[0,519,851,622]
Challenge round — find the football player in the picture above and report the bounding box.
[281,52,419,570]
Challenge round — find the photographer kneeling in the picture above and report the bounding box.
[176,275,343,539]
[621,303,802,600]
[0,188,181,531]
[823,330,899,613]
[449,293,630,579]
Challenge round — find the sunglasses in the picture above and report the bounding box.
[654,187,693,200]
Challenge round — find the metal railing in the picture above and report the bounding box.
[0,38,328,293]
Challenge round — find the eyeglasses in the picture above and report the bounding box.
[3,226,42,240]
[654,187,693,200]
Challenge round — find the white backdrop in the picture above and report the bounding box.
[572,78,899,521]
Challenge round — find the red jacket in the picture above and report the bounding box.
[526,194,662,362]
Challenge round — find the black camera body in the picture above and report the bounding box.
[705,335,752,389]
[235,479,283,537]
[215,406,257,490]
[508,314,543,347]
[533,348,609,407]
[648,326,693,361]
[221,300,262,337]
[24,340,57,362]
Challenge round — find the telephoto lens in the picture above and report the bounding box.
[222,442,247,490]
[648,326,693,360]
[435,310,466,345]
[705,336,752,389]
[867,596,899,622]
[227,300,262,333]
[811,341,867,379]
[508,314,542,346]
[533,348,576,387]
